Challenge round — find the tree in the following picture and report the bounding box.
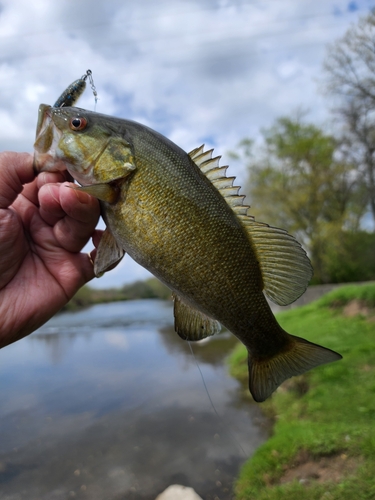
[323,10,375,225]
[324,230,375,283]
[233,117,366,283]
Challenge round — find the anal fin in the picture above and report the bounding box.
[173,293,221,341]
[94,228,125,277]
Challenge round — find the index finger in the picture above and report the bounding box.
[39,182,100,252]
[0,152,35,209]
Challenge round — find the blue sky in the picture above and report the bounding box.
[0,0,373,288]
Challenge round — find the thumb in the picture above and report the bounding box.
[0,152,35,209]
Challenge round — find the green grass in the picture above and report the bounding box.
[228,283,375,500]
[317,281,375,309]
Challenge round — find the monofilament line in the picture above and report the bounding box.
[187,341,247,459]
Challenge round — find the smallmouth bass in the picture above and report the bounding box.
[33,104,342,402]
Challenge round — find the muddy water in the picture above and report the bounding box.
[0,300,269,500]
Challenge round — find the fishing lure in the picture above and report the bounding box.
[53,69,98,108]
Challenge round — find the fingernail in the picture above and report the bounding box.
[39,172,66,185]
[77,191,92,205]
[64,183,91,204]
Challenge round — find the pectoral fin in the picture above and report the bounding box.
[71,183,119,203]
[173,293,221,341]
[94,228,125,277]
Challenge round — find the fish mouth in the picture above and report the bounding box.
[33,104,66,174]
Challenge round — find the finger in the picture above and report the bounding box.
[56,251,98,291]
[92,229,104,248]
[12,171,71,213]
[52,184,100,252]
[36,171,72,190]
[59,183,101,223]
[88,229,105,267]
[0,152,34,209]
[38,183,67,226]
[38,181,101,227]
[0,208,26,288]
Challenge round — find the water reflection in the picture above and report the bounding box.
[0,300,268,500]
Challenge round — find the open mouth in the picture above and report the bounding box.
[33,105,65,173]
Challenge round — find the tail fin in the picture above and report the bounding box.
[248,335,342,402]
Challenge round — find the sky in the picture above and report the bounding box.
[0,0,373,289]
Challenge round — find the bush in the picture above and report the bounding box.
[323,230,375,283]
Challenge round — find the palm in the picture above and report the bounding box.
[0,153,100,348]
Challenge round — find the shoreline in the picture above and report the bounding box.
[228,282,375,499]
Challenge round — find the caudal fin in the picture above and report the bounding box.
[248,335,342,402]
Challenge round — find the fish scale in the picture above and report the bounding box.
[33,103,342,402]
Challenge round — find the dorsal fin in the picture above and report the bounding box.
[241,219,313,305]
[188,145,249,217]
[189,144,207,162]
[188,145,313,306]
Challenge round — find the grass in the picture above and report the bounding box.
[317,281,375,309]
[228,283,375,500]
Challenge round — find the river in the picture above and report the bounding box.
[0,300,269,500]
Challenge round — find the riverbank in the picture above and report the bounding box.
[64,280,372,313]
[228,282,375,500]
[61,277,171,311]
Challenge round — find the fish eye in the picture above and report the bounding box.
[70,117,87,131]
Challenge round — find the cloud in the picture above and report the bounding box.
[0,0,372,286]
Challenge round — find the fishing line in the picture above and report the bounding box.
[187,341,247,459]
[84,69,99,110]
[53,69,98,110]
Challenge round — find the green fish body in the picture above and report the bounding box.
[33,104,341,402]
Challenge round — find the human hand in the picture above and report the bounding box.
[0,151,100,348]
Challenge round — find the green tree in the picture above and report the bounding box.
[323,10,375,224]
[234,117,366,283]
[324,230,375,283]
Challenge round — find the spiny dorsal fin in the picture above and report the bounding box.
[189,144,207,162]
[188,145,313,306]
[188,145,248,217]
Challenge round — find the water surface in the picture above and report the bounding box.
[0,300,268,500]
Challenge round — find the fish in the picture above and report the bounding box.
[33,104,342,402]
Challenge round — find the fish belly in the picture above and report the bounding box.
[102,172,266,339]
